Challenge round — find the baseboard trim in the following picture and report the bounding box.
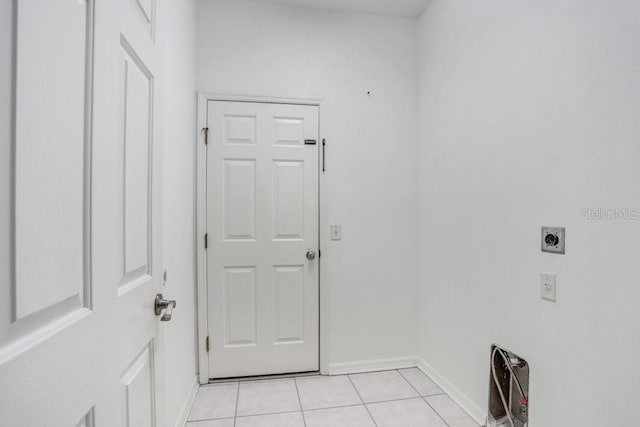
[327,356,417,375]
[175,376,199,427]
[416,357,487,426]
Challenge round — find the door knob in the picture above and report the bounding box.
[306,250,317,261]
[155,294,176,321]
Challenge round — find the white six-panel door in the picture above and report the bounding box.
[0,0,166,425]
[206,101,319,378]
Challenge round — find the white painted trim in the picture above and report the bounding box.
[328,356,418,376]
[195,94,209,384]
[317,101,329,375]
[416,357,487,426]
[173,376,199,427]
[195,93,327,381]
[198,92,323,106]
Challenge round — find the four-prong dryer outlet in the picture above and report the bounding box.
[541,226,565,254]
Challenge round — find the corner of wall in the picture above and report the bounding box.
[162,0,199,425]
[172,376,199,427]
[416,357,486,425]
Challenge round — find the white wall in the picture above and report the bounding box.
[196,0,419,369]
[0,0,12,337]
[417,1,640,425]
[161,0,198,425]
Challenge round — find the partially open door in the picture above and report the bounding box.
[0,0,169,424]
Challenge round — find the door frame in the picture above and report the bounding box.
[195,93,328,384]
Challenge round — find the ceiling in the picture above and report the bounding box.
[247,0,433,18]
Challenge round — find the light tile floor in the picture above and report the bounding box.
[187,368,480,427]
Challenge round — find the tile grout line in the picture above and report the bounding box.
[396,368,422,397]
[236,409,302,419]
[191,395,442,423]
[397,368,446,397]
[190,372,463,426]
[293,377,307,427]
[188,369,449,427]
[399,368,479,426]
[233,382,240,427]
[364,395,437,405]
[304,402,372,413]
[347,374,379,427]
[423,397,452,427]
[396,369,451,427]
[424,391,447,397]
[398,369,445,398]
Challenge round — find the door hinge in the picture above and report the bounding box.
[205,336,210,352]
[204,233,208,249]
[318,249,321,258]
[203,127,209,145]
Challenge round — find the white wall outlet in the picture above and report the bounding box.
[330,224,342,240]
[540,273,557,302]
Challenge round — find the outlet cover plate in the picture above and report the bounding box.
[541,226,565,254]
[330,224,342,241]
[541,273,557,302]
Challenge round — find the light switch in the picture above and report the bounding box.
[330,225,342,240]
[540,273,556,302]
